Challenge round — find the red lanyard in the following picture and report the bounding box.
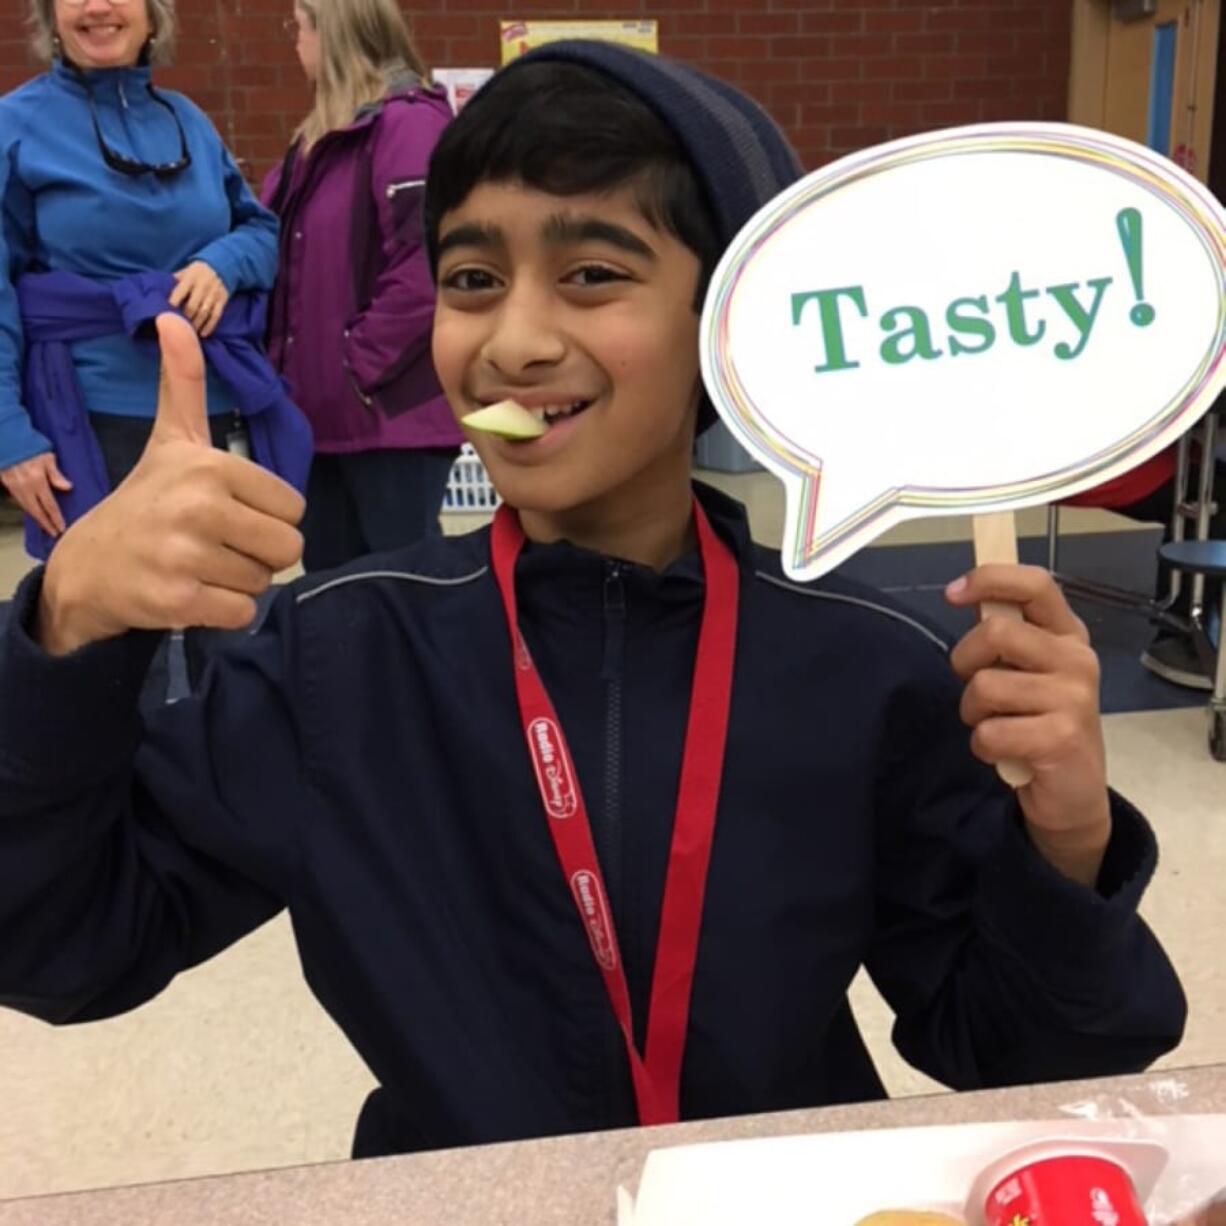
[490,501,740,1126]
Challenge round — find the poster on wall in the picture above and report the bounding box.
[499,20,658,65]
[432,67,495,114]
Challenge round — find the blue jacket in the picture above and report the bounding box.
[17,270,313,560]
[0,61,279,470]
[0,487,1185,1158]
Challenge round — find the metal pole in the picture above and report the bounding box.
[1190,410,1220,624]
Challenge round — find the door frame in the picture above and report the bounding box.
[1068,0,1221,183]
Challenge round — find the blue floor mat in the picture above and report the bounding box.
[836,528,1203,715]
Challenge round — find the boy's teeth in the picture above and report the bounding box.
[539,400,586,423]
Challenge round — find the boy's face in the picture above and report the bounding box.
[432,181,705,521]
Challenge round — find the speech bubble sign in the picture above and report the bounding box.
[700,122,1226,581]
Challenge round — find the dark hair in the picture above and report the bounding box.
[423,61,720,307]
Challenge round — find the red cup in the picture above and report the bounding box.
[984,1152,1147,1226]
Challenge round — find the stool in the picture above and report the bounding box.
[1157,540,1226,761]
[1047,408,1220,632]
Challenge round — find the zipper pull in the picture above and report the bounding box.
[602,564,626,680]
[385,178,425,200]
[604,564,626,616]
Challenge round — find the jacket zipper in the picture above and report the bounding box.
[385,178,424,200]
[600,563,626,908]
[115,80,141,166]
[600,562,631,1118]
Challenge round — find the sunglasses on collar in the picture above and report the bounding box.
[78,71,192,179]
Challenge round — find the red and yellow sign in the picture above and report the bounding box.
[499,20,658,66]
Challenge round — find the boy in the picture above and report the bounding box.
[0,44,1184,1160]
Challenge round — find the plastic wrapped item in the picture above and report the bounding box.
[617,1083,1226,1226]
[1052,1079,1226,1225]
[1169,1193,1226,1226]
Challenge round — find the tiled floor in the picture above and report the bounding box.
[0,480,1222,1201]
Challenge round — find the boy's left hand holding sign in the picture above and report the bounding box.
[946,565,1111,888]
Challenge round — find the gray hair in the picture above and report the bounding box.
[27,0,178,67]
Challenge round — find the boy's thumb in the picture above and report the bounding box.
[150,313,211,448]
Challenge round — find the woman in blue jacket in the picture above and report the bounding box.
[0,0,304,559]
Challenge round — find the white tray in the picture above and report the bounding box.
[618,1115,1226,1225]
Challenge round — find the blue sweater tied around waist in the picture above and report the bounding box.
[17,270,312,559]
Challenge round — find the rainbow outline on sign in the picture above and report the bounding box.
[700,122,1226,577]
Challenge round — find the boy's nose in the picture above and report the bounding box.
[481,292,567,376]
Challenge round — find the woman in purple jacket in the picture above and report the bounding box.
[264,0,462,570]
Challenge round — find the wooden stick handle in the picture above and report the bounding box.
[971,512,1034,790]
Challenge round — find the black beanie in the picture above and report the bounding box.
[505,41,805,255]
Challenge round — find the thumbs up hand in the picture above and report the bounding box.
[37,315,305,658]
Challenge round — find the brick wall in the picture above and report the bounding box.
[1,1,1072,187]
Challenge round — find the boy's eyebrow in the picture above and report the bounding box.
[542,215,658,260]
[436,223,504,259]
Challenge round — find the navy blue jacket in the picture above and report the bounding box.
[0,487,1185,1157]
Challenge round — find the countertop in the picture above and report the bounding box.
[2,1064,1221,1225]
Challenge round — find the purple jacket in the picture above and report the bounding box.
[262,85,462,454]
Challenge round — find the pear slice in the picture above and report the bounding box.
[461,400,547,441]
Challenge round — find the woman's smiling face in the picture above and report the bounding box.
[54,0,152,70]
